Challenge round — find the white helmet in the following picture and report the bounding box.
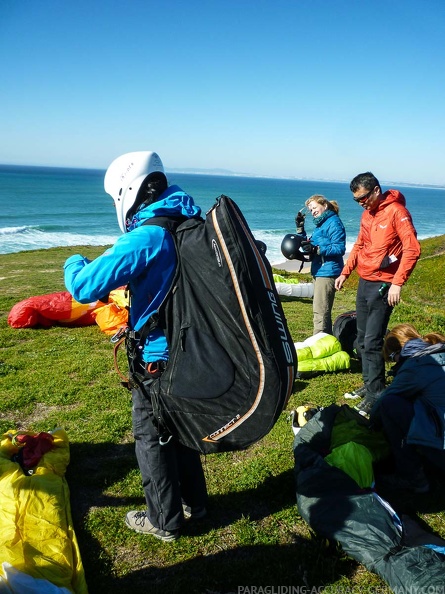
[104,151,165,233]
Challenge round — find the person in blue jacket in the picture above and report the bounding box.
[64,151,207,541]
[370,323,445,493]
[296,195,346,334]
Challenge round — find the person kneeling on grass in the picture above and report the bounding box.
[370,323,445,494]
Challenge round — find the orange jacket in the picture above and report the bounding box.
[341,189,420,286]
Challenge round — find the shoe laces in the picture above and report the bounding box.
[133,511,147,527]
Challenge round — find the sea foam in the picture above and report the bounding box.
[0,226,118,255]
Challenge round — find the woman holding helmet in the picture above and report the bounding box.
[296,195,346,335]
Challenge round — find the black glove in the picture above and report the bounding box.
[295,212,305,234]
[295,212,305,226]
[301,240,318,255]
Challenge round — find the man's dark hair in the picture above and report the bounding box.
[126,171,168,222]
[350,172,381,193]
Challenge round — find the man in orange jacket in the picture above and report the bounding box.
[335,172,420,415]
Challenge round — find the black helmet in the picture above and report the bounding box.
[281,234,309,261]
[255,239,267,254]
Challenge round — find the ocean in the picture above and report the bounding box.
[1,164,444,267]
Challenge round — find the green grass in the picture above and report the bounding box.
[1,238,445,593]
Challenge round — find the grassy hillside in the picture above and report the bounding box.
[1,236,445,593]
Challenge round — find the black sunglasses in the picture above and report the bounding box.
[354,189,374,204]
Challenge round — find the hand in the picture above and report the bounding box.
[295,212,305,234]
[301,240,317,255]
[387,284,402,306]
[295,212,305,226]
[335,274,347,291]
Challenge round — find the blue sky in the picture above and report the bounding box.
[1,0,444,185]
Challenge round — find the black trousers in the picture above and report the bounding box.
[356,278,393,397]
[131,385,208,531]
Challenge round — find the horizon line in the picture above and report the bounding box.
[0,162,444,190]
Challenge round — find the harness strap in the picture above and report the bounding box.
[111,326,145,389]
[113,335,132,388]
[145,360,167,377]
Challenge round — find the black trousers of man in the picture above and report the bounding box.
[355,278,393,399]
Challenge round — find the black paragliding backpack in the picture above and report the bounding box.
[333,310,358,358]
[131,195,297,454]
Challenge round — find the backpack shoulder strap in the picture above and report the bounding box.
[136,214,202,344]
[141,215,187,232]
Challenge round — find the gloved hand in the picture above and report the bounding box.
[301,240,318,255]
[295,211,305,226]
[295,212,305,234]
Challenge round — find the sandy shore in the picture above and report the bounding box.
[272,253,350,275]
[272,259,312,273]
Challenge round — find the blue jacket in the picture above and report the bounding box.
[379,342,445,450]
[64,185,201,362]
[300,210,346,277]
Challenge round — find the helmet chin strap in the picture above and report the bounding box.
[125,195,157,227]
[126,172,168,226]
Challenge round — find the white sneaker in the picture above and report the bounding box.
[125,511,179,541]
[344,385,367,399]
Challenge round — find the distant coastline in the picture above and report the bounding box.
[1,163,444,190]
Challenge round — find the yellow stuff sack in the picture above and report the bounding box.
[0,429,88,593]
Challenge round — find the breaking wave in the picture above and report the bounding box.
[0,225,118,254]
